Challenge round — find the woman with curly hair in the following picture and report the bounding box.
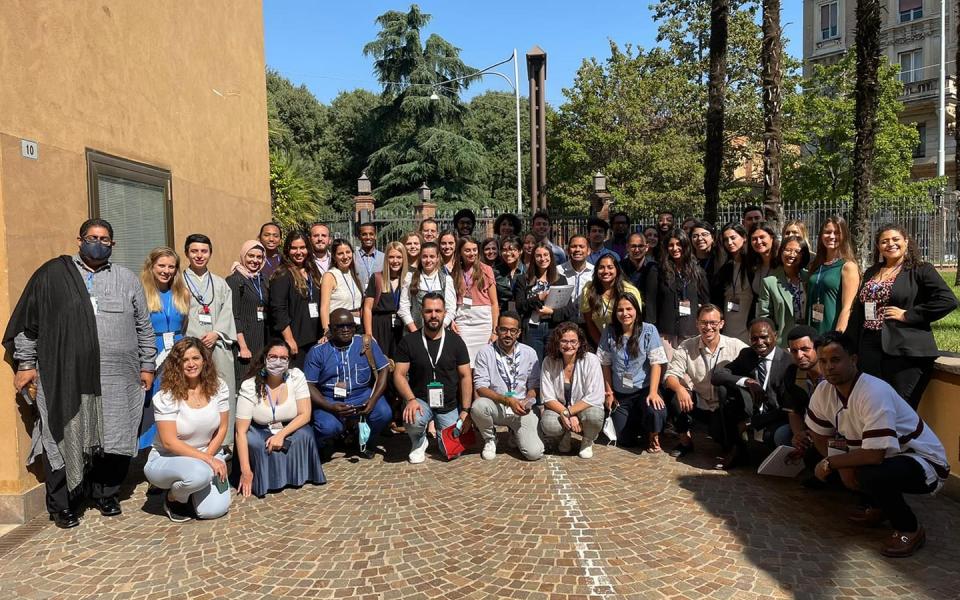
[234,339,325,498]
[539,323,606,458]
[145,337,231,522]
[847,224,958,409]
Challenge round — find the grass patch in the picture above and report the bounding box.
[934,270,960,354]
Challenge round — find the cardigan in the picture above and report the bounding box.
[540,351,605,408]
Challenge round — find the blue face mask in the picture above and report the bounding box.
[80,240,112,262]
[358,417,371,452]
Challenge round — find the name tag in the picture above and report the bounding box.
[268,421,283,434]
[90,297,99,315]
[308,302,319,319]
[678,300,692,316]
[198,312,213,325]
[621,375,635,389]
[864,301,877,321]
[162,332,175,350]
[333,382,347,398]
[354,315,361,325]
[256,307,265,322]
[827,438,848,456]
[428,381,444,408]
[811,303,825,324]
[726,301,740,313]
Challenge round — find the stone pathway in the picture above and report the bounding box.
[1,433,959,599]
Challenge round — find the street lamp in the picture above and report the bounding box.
[430,49,523,214]
[593,171,607,193]
[418,182,431,203]
[357,170,371,195]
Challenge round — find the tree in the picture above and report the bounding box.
[850,0,884,262]
[782,53,930,207]
[324,89,383,211]
[955,0,960,286]
[269,151,330,235]
[703,0,730,224]
[761,0,784,228]
[462,91,531,212]
[362,5,486,210]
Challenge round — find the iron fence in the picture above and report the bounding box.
[321,195,959,267]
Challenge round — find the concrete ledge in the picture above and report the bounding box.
[0,483,44,524]
[935,355,960,377]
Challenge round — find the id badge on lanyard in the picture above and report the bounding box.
[256,306,265,322]
[162,332,175,350]
[268,421,283,434]
[679,300,692,316]
[428,381,444,408]
[811,303,825,324]
[308,302,319,319]
[334,381,348,398]
[827,438,848,457]
[864,301,878,321]
[198,305,213,325]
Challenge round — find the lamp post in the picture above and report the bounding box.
[430,49,523,214]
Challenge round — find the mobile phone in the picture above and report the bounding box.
[213,474,229,494]
[280,438,292,453]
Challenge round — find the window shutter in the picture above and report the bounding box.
[900,0,922,11]
[97,174,168,272]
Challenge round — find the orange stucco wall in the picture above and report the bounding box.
[0,1,270,517]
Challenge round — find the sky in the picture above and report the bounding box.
[263,1,805,108]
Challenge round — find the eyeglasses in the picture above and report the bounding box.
[691,233,711,239]
[559,340,580,347]
[266,355,289,362]
[82,235,113,245]
[698,320,722,329]
[629,244,645,249]
[496,327,520,335]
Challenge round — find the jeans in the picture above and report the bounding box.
[144,450,231,519]
[856,455,939,532]
[312,396,392,445]
[773,423,793,447]
[406,400,461,450]
[540,405,604,443]
[470,397,544,460]
[611,388,667,447]
[523,320,552,363]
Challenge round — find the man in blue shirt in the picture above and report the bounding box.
[471,311,544,461]
[355,222,384,294]
[305,308,391,459]
[586,216,620,265]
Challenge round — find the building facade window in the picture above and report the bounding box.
[86,150,173,272]
[914,123,927,158]
[899,0,923,23]
[820,2,840,40]
[899,48,924,84]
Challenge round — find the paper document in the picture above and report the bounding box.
[543,285,573,309]
[757,445,805,478]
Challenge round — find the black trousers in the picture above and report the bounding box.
[858,330,936,410]
[612,388,667,446]
[667,389,740,451]
[43,452,132,514]
[856,455,937,532]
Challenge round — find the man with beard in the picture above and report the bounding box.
[393,293,472,464]
[5,218,156,528]
[309,222,331,275]
[604,212,631,259]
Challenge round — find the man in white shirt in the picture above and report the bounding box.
[806,332,948,558]
[556,235,594,325]
[309,222,331,275]
[471,311,544,461]
[663,304,747,461]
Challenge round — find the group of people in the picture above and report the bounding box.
[4,206,957,559]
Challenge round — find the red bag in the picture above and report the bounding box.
[438,422,477,460]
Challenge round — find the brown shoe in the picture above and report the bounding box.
[848,506,886,527]
[880,527,926,558]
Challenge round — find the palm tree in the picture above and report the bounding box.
[703,0,729,225]
[850,0,883,263]
[761,0,783,228]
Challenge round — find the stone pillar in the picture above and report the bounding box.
[354,171,375,226]
[590,190,613,220]
[416,201,437,221]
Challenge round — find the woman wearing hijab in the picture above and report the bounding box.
[226,240,269,386]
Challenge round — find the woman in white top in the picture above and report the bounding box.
[235,340,325,498]
[144,337,231,522]
[539,322,606,459]
[398,242,457,331]
[320,239,364,338]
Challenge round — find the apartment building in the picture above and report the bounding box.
[803,0,957,187]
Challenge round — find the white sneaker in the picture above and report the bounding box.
[579,439,594,459]
[558,432,571,454]
[481,440,497,460]
[408,435,428,464]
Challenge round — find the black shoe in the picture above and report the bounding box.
[358,447,377,460]
[669,442,694,458]
[95,496,122,517]
[163,496,192,523]
[50,509,80,529]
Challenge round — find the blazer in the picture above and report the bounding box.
[710,260,758,322]
[712,345,792,409]
[644,262,711,338]
[756,267,801,348]
[847,261,958,358]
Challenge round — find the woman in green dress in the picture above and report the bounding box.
[805,216,860,334]
[757,235,811,347]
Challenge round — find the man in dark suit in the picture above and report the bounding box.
[711,317,792,468]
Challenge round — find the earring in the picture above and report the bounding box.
[260,368,267,377]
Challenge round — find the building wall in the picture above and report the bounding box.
[803,0,957,188]
[0,1,270,520]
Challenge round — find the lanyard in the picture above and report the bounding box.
[85,272,95,295]
[315,255,329,275]
[335,338,355,392]
[338,270,357,308]
[184,271,213,306]
[161,290,175,332]
[422,271,436,292]
[265,383,283,422]
[464,269,474,298]
[264,254,281,271]
[250,274,264,304]
[306,273,315,302]
[391,277,401,308]
[360,251,376,279]
[421,330,446,381]
[494,344,520,392]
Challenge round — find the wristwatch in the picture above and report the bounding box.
[562,409,571,418]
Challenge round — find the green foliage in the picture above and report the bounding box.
[462,91,531,212]
[269,151,331,235]
[783,52,939,208]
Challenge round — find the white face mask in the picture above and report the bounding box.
[265,357,289,377]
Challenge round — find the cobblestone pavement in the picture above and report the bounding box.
[2,431,960,600]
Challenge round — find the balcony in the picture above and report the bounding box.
[899,65,957,103]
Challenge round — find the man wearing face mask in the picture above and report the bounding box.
[304,309,391,459]
[4,219,157,528]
